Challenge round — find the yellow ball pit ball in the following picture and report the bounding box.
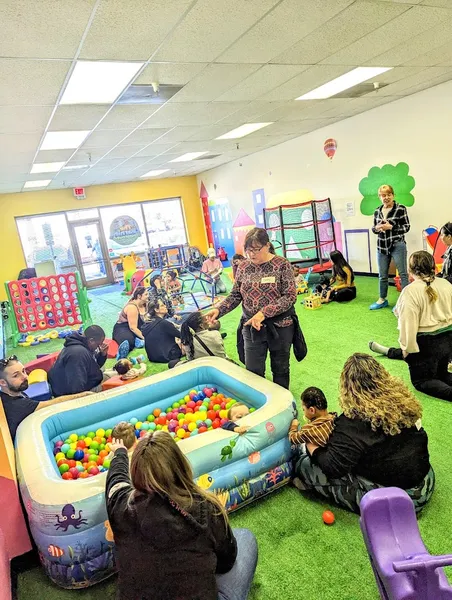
[219,410,228,420]
[184,395,190,402]
[96,428,105,438]
[69,433,78,442]
[188,422,197,432]
[55,452,65,461]
[198,411,207,421]
[135,422,142,430]
[162,425,169,432]
[84,437,93,447]
[177,428,186,439]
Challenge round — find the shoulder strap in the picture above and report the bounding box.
[194,333,215,356]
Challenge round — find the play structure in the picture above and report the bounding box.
[5,272,92,347]
[263,198,337,273]
[16,358,294,588]
[360,487,452,599]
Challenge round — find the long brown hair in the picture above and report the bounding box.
[340,353,422,436]
[409,251,438,303]
[130,431,228,526]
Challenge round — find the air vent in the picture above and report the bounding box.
[333,81,389,99]
[194,154,221,160]
[117,84,183,105]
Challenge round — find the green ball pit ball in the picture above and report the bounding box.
[59,464,69,474]
[173,402,180,409]
[87,431,95,439]
[99,444,105,451]
[147,415,155,422]
[249,407,256,413]
[66,449,75,459]
[88,454,98,463]
[213,404,221,411]
[156,425,162,430]
[102,459,111,469]
[90,441,100,451]
[79,435,85,440]
[105,429,112,437]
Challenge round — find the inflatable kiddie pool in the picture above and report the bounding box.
[16,357,295,589]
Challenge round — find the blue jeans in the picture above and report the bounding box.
[217,529,258,600]
[377,241,408,299]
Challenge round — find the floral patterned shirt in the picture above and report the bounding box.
[216,256,297,327]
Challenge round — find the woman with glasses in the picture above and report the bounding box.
[370,184,410,310]
[206,228,299,390]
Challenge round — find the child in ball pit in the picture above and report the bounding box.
[221,403,251,435]
[105,421,138,462]
[106,430,258,600]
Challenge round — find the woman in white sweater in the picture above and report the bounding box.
[397,250,452,400]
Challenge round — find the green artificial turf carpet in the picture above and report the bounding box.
[10,276,452,600]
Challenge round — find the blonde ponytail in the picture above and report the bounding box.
[409,251,438,303]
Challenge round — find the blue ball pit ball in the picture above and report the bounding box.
[198,392,205,400]
[130,417,138,425]
[74,449,84,461]
[135,430,140,438]
[61,444,70,454]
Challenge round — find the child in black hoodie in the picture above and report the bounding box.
[106,431,258,600]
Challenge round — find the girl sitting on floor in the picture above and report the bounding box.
[106,431,258,600]
[323,250,356,303]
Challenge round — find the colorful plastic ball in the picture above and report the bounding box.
[84,437,92,447]
[95,428,105,438]
[61,443,70,454]
[53,447,62,456]
[190,430,198,436]
[66,449,76,459]
[156,425,162,430]
[177,428,186,439]
[169,432,176,438]
[69,467,80,479]
[135,430,140,438]
[67,460,76,468]
[153,408,161,417]
[213,404,221,411]
[87,454,97,463]
[88,466,100,476]
[198,426,207,434]
[87,431,96,439]
[105,429,112,437]
[172,402,180,409]
[212,420,221,429]
[130,418,138,425]
[198,392,206,400]
[141,422,150,430]
[211,387,218,393]
[219,410,228,420]
[55,440,64,448]
[160,412,166,418]
[203,388,213,397]
[77,440,86,449]
[79,471,89,479]
[69,433,78,442]
[135,421,143,430]
[59,463,69,474]
[62,472,73,480]
[139,430,148,438]
[57,459,68,468]
[207,410,216,421]
[220,418,228,426]
[177,413,185,421]
[322,511,335,525]
[90,441,100,451]
[249,407,256,413]
[74,449,84,461]
[205,419,212,428]
[148,422,156,431]
[188,422,197,432]
[162,425,169,432]
[147,414,155,422]
[103,459,111,469]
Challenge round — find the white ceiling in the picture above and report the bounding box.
[1,0,452,194]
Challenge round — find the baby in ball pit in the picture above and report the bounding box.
[221,403,251,435]
[106,421,138,462]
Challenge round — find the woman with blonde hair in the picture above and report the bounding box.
[106,431,258,600]
[370,184,410,310]
[293,353,434,514]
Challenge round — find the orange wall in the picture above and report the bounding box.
[0,176,206,300]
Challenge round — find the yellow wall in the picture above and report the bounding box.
[0,176,206,300]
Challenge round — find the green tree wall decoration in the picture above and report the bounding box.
[359,162,415,215]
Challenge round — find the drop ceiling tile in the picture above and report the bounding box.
[154,0,280,62]
[323,5,452,65]
[50,105,110,131]
[98,144,151,160]
[80,0,195,60]
[365,66,452,96]
[136,62,208,86]
[378,0,422,3]
[273,1,409,65]
[0,184,21,194]
[0,106,53,134]
[119,156,154,169]
[212,101,289,127]
[35,149,76,163]
[170,63,261,102]
[121,127,170,145]
[92,158,128,169]
[135,142,180,157]
[273,100,337,121]
[96,105,160,130]
[72,147,111,162]
[0,59,70,105]
[0,0,97,59]
[260,65,351,101]
[365,20,452,67]
[384,68,452,97]
[187,124,239,142]
[421,0,452,6]
[143,102,247,127]
[82,129,135,148]
[217,65,310,102]
[0,132,41,155]
[405,40,452,67]
[165,141,212,153]
[156,126,202,143]
[218,0,354,64]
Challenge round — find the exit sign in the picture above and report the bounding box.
[73,187,86,200]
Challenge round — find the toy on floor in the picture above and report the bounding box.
[322,510,335,525]
[26,369,51,401]
[52,387,250,480]
[130,355,145,365]
[303,294,322,310]
[360,487,452,599]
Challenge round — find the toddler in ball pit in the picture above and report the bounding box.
[106,421,138,462]
[221,403,250,435]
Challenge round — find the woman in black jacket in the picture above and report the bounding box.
[293,353,435,514]
[106,431,258,600]
[142,299,183,363]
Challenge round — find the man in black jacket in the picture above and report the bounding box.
[49,325,108,396]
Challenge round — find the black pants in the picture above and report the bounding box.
[112,321,136,348]
[330,287,356,303]
[405,331,452,401]
[242,324,293,389]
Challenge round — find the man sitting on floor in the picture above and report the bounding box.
[49,325,108,396]
[0,356,91,442]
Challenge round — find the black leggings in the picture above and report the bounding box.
[405,331,452,401]
[112,321,136,348]
[330,287,356,303]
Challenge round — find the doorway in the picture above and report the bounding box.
[68,220,114,288]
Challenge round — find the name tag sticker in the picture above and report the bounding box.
[261,276,276,284]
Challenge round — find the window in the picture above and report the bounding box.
[16,214,74,274]
[66,208,99,221]
[142,198,187,247]
[100,204,148,257]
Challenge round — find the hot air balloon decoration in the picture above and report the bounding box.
[324,138,337,161]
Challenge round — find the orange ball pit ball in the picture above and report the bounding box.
[322,510,335,525]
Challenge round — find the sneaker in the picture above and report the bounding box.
[292,477,308,492]
[134,338,145,349]
[116,340,130,360]
[369,299,389,310]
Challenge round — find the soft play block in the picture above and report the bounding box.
[25,352,59,375]
[101,375,142,391]
[26,382,51,402]
[105,338,118,359]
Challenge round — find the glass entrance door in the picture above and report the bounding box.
[69,221,113,288]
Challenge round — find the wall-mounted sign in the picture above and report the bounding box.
[73,187,86,200]
[109,215,141,246]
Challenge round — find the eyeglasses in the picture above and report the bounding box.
[0,355,18,368]
[245,245,265,255]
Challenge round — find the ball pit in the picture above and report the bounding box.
[51,387,255,480]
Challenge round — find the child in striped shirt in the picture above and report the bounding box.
[289,387,336,448]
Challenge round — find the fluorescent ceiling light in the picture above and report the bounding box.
[169,152,208,162]
[60,60,144,104]
[140,169,170,178]
[62,164,89,170]
[296,67,393,100]
[216,123,273,140]
[31,162,66,174]
[24,180,51,189]
[41,131,91,150]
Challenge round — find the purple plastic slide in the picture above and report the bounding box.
[360,487,452,599]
